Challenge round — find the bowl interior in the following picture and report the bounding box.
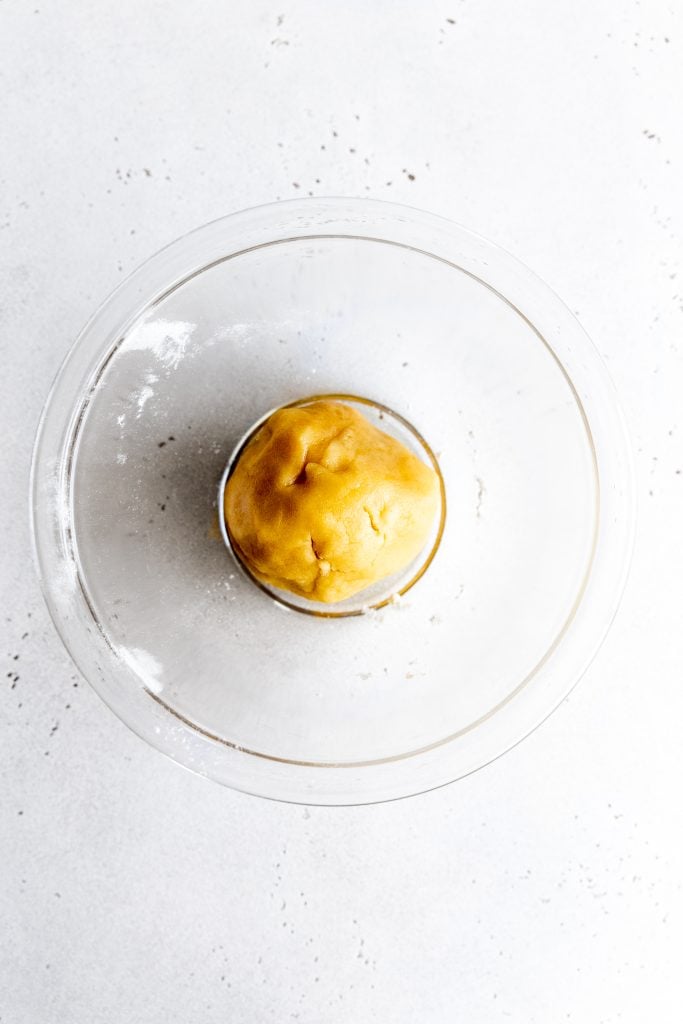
[68,234,597,766]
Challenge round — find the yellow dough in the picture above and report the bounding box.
[225,400,440,603]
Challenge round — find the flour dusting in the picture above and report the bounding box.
[121,318,197,370]
[117,645,164,694]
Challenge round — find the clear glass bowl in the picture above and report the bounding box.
[30,198,635,804]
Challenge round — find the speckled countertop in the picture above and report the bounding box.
[1,2,682,1021]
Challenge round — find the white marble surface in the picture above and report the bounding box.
[1,1,682,1020]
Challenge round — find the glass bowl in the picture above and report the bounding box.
[30,198,635,805]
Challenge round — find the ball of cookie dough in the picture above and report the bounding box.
[225,400,440,603]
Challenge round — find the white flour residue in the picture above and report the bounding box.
[215,322,255,342]
[121,320,196,420]
[132,370,161,419]
[53,559,78,602]
[121,318,197,370]
[117,645,164,694]
[134,384,154,418]
[44,477,78,608]
[49,481,71,530]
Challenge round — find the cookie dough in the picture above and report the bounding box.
[225,400,440,603]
